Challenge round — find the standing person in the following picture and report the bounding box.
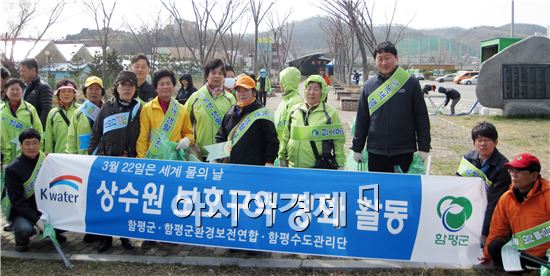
[319,67,332,86]
[1,66,10,100]
[215,74,278,166]
[5,129,66,252]
[353,70,360,85]
[351,41,431,173]
[184,59,236,160]
[88,71,141,252]
[278,75,345,169]
[456,122,510,246]
[44,79,80,154]
[256,68,271,106]
[131,54,156,103]
[19,58,53,127]
[274,67,302,142]
[480,153,550,271]
[224,65,236,97]
[437,86,461,115]
[175,74,197,105]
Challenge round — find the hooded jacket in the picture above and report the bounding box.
[176,74,198,105]
[66,101,103,155]
[274,67,303,141]
[256,76,271,93]
[23,76,52,127]
[1,100,43,165]
[278,75,345,168]
[44,102,80,153]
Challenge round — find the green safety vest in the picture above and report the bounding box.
[367,67,410,115]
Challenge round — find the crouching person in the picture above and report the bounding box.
[5,128,66,252]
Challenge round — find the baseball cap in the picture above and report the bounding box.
[234,75,256,90]
[505,153,541,172]
[115,70,137,86]
[85,76,103,89]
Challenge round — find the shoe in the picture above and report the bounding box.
[120,238,133,250]
[97,237,113,252]
[15,244,28,252]
[141,240,157,249]
[56,234,67,244]
[3,222,14,232]
[83,234,100,243]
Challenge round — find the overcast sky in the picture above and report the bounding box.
[1,0,549,40]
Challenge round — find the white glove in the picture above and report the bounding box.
[35,219,47,232]
[418,151,429,162]
[279,160,288,167]
[176,137,191,150]
[209,159,218,163]
[265,162,274,167]
[353,152,364,163]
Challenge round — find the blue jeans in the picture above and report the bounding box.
[13,216,35,246]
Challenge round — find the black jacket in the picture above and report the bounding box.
[352,67,431,155]
[137,81,156,103]
[5,154,41,223]
[89,98,141,157]
[439,88,461,106]
[459,148,511,236]
[215,101,279,165]
[23,76,52,127]
[176,86,198,105]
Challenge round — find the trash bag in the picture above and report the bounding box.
[344,150,426,174]
[155,141,202,162]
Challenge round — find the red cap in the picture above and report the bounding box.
[504,153,541,171]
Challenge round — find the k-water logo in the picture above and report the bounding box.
[436,196,472,232]
[40,175,82,203]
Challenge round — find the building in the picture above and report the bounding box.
[287,53,332,76]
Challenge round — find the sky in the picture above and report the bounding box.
[1,0,549,40]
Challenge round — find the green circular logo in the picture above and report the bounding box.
[437,196,473,232]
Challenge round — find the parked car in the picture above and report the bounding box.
[412,73,425,80]
[454,71,479,84]
[435,74,456,83]
[460,75,478,85]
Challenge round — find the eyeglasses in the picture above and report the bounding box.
[507,168,530,174]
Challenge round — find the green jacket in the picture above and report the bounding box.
[278,75,345,168]
[44,102,80,153]
[66,102,102,154]
[1,100,43,165]
[184,85,236,157]
[274,67,303,141]
[256,76,271,93]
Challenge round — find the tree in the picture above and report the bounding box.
[219,4,250,69]
[83,0,117,83]
[266,8,295,73]
[89,50,123,91]
[125,10,168,73]
[322,17,360,84]
[249,0,274,73]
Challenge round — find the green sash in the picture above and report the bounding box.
[199,89,224,128]
[1,112,33,133]
[290,124,345,141]
[457,157,493,187]
[145,99,180,158]
[1,152,45,218]
[367,67,410,115]
[511,221,550,250]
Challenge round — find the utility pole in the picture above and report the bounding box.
[511,0,515,37]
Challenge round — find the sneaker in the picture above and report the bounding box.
[120,238,133,250]
[3,223,14,232]
[141,240,157,249]
[15,244,28,252]
[56,234,67,244]
[97,237,113,252]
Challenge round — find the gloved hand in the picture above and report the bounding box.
[209,159,218,163]
[35,219,47,232]
[279,160,288,167]
[337,167,345,170]
[176,137,191,150]
[418,151,429,162]
[353,152,364,163]
[265,162,274,167]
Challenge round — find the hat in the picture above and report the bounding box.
[505,153,541,171]
[234,75,256,90]
[54,85,79,96]
[115,70,137,86]
[85,76,103,89]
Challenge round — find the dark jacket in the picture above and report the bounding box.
[352,67,431,155]
[88,98,141,157]
[176,74,198,105]
[438,87,461,106]
[5,154,41,223]
[215,101,279,165]
[23,76,52,127]
[459,148,511,236]
[137,81,156,103]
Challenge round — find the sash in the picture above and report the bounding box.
[367,67,410,115]
[290,124,345,141]
[145,99,180,158]
[103,102,140,135]
[1,112,33,133]
[79,100,100,122]
[457,157,493,187]
[511,221,550,250]
[199,89,224,128]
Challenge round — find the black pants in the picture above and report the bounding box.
[488,238,547,270]
[449,96,460,115]
[368,152,414,173]
[259,91,267,106]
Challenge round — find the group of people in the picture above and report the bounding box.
[1,41,548,272]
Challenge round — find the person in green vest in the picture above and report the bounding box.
[44,79,81,154]
[274,67,302,142]
[66,76,105,155]
[1,78,43,166]
[5,128,66,252]
[278,75,345,169]
[184,59,235,160]
[256,68,271,106]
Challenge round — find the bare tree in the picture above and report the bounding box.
[125,10,168,72]
[266,8,294,73]
[83,0,117,82]
[321,17,360,84]
[249,0,274,73]
[219,5,250,69]
[1,0,65,73]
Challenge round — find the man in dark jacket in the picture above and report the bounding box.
[176,73,197,105]
[5,128,65,252]
[20,58,53,127]
[215,75,278,166]
[457,121,510,246]
[352,41,431,173]
[437,86,461,115]
[131,54,156,103]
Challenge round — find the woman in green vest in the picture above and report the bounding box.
[1,78,43,166]
[278,75,345,169]
[44,79,81,154]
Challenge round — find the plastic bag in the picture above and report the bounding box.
[344,150,426,174]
